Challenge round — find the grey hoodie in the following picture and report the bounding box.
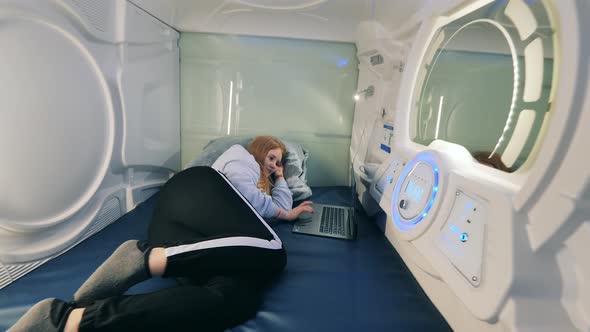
[212,145,293,218]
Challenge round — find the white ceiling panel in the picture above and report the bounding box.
[130,0,431,42]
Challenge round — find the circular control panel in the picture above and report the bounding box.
[398,162,435,220]
[392,153,439,232]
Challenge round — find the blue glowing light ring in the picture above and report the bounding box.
[392,153,439,232]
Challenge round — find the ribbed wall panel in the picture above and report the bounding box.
[0,262,11,290]
[82,197,121,241]
[3,260,48,290]
[0,198,121,290]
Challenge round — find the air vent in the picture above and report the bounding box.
[69,0,112,32]
[370,54,384,66]
[0,197,122,290]
[2,260,49,289]
[83,197,122,240]
[0,262,11,289]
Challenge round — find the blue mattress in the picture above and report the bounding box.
[0,187,451,331]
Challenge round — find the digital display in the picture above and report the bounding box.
[405,180,425,202]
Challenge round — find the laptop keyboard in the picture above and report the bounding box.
[319,206,346,236]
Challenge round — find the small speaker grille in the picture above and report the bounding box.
[370,54,384,66]
[70,0,112,32]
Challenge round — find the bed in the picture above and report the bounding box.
[0,187,451,331]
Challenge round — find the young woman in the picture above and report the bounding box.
[10,136,314,332]
[213,136,312,219]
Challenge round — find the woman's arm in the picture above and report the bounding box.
[271,164,313,220]
[212,145,312,220]
[223,162,313,220]
[219,160,286,218]
[274,201,314,221]
[270,167,292,211]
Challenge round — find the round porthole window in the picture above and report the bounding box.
[411,0,556,172]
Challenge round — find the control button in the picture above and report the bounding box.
[399,199,408,210]
[460,233,469,242]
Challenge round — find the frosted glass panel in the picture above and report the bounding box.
[180,33,358,186]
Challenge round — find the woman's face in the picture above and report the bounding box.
[263,148,283,175]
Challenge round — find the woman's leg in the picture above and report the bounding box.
[7,299,73,332]
[74,167,286,304]
[10,248,169,332]
[70,276,262,332]
[147,167,286,282]
[12,276,263,332]
[73,240,159,304]
[12,167,286,331]
[148,247,167,276]
[64,308,84,332]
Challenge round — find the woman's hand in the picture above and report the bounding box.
[274,162,284,179]
[277,201,314,221]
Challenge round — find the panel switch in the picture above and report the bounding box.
[460,233,469,242]
[399,199,408,210]
[437,191,486,287]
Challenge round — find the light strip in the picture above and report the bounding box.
[296,12,329,21]
[435,95,444,139]
[221,9,254,15]
[234,0,327,11]
[227,80,233,135]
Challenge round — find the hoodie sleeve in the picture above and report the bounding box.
[270,177,293,212]
[212,145,293,218]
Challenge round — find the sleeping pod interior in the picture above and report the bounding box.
[1,0,589,331]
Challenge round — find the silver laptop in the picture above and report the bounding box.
[292,203,356,240]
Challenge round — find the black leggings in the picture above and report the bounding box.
[79,167,287,331]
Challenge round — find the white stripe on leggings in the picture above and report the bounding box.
[165,169,284,258]
[165,236,282,257]
[214,169,282,243]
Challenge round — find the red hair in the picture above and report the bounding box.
[247,136,287,194]
[473,151,511,172]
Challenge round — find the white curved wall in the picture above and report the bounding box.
[0,0,180,289]
[0,8,115,232]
